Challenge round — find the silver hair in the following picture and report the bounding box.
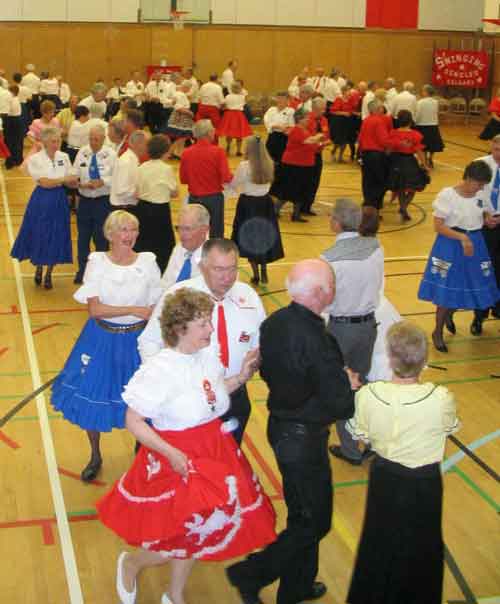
[385,77,396,87]
[180,203,210,227]
[40,127,61,144]
[312,97,326,109]
[89,102,105,118]
[26,63,35,71]
[90,83,107,95]
[108,119,126,138]
[129,130,147,146]
[89,124,106,138]
[331,198,362,232]
[299,84,314,96]
[192,119,214,140]
[285,268,331,298]
[367,99,381,114]
[403,81,414,92]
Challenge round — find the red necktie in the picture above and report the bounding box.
[217,303,229,368]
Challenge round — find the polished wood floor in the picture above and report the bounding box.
[0,121,499,603]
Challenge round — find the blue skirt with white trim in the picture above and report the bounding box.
[51,319,145,432]
[418,231,500,309]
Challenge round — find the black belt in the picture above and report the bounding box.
[96,319,147,333]
[79,194,110,201]
[452,227,481,234]
[269,416,330,435]
[330,311,375,324]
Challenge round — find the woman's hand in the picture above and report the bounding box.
[64,175,79,187]
[239,348,260,383]
[167,446,189,478]
[345,367,362,391]
[461,235,474,257]
[132,306,153,321]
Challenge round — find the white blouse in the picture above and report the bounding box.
[123,347,230,430]
[224,93,245,111]
[263,106,295,133]
[27,149,72,181]
[74,252,162,324]
[229,161,271,196]
[172,91,190,110]
[416,97,439,126]
[432,187,487,230]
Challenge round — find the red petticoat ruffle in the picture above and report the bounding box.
[216,110,253,139]
[96,418,276,561]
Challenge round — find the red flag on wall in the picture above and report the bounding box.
[432,50,489,88]
[366,0,419,29]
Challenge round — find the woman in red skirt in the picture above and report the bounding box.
[217,81,252,156]
[97,288,276,604]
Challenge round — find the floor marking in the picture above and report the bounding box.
[58,466,107,487]
[0,429,21,449]
[445,544,478,604]
[32,322,62,335]
[0,169,84,602]
[0,513,99,546]
[0,346,9,358]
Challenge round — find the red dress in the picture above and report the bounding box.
[97,348,276,561]
[217,110,252,139]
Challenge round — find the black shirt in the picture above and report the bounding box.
[260,302,355,425]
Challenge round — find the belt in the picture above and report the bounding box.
[96,319,147,333]
[452,227,481,234]
[269,416,330,435]
[330,312,375,324]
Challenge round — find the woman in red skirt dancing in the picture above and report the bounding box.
[217,81,252,156]
[97,288,276,604]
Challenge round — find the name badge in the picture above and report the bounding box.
[476,199,483,208]
[57,160,64,166]
[239,331,250,343]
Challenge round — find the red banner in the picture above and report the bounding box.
[366,0,418,29]
[432,50,489,88]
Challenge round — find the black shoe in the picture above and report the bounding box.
[492,308,500,319]
[250,276,260,286]
[225,567,262,604]
[73,272,83,285]
[260,270,268,285]
[329,445,362,466]
[362,448,376,460]
[44,274,53,290]
[81,459,102,482]
[34,266,43,286]
[445,312,456,335]
[470,318,483,336]
[432,331,448,353]
[302,581,327,601]
[292,216,308,223]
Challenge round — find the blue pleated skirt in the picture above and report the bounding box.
[418,231,500,309]
[11,185,72,265]
[51,319,145,432]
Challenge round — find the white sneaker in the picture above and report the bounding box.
[116,552,137,604]
[161,593,173,604]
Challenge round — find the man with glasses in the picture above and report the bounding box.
[160,204,210,289]
[139,238,265,444]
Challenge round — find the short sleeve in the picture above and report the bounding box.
[122,356,173,419]
[438,386,461,435]
[164,164,178,193]
[432,188,452,220]
[346,387,371,443]
[143,254,163,306]
[73,253,106,303]
[26,153,47,180]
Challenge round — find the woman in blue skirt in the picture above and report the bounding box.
[418,160,500,352]
[11,127,77,289]
[51,210,163,481]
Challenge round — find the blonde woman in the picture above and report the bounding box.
[230,136,284,284]
[51,210,162,482]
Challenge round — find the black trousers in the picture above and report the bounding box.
[476,224,500,319]
[76,195,111,276]
[361,151,388,210]
[134,200,175,274]
[4,115,24,167]
[220,385,251,445]
[188,193,225,238]
[228,418,332,604]
[303,153,322,213]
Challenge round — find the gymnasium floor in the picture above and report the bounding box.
[0,122,499,603]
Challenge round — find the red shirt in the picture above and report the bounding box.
[349,89,362,113]
[180,139,233,195]
[330,97,352,115]
[387,128,424,154]
[358,114,391,152]
[488,97,500,115]
[282,126,317,167]
[288,97,301,110]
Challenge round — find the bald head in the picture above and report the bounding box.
[286,259,335,315]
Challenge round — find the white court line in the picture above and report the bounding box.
[3,175,32,180]
[434,160,463,172]
[0,170,84,603]
[248,255,428,268]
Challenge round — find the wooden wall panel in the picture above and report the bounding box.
[311,31,352,76]
[21,24,68,77]
[273,30,313,90]
[151,26,193,68]
[0,24,23,78]
[107,25,151,83]
[233,29,275,94]
[193,28,234,81]
[66,25,110,95]
[386,35,434,90]
[349,32,388,84]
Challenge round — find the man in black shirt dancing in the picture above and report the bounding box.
[226,259,358,604]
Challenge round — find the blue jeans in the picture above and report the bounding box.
[76,195,111,275]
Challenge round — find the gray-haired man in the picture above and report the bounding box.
[322,198,384,465]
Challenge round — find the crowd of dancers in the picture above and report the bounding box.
[1,61,499,604]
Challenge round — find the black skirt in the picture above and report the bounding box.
[266,131,288,163]
[133,200,175,274]
[387,153,430,193]
[347,456,444,604]
[328,114,352,145]
[415,125,444,152]
[479,118,500,141]
[273,163,315,206]
[231,193,284,263]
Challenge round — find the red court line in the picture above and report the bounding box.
[32,323,62,335]
[0,347,9,358]
[58,466,107,487]
[0,430,21,449]
[0,514,98,545]
[243,433,283,499]
[0,307,85,316]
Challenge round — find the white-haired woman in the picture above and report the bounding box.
[347,321,460,604]
[10,126,76,289]
[230,135,284,285]
[51,210,162,482]
[165,80,195,159]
